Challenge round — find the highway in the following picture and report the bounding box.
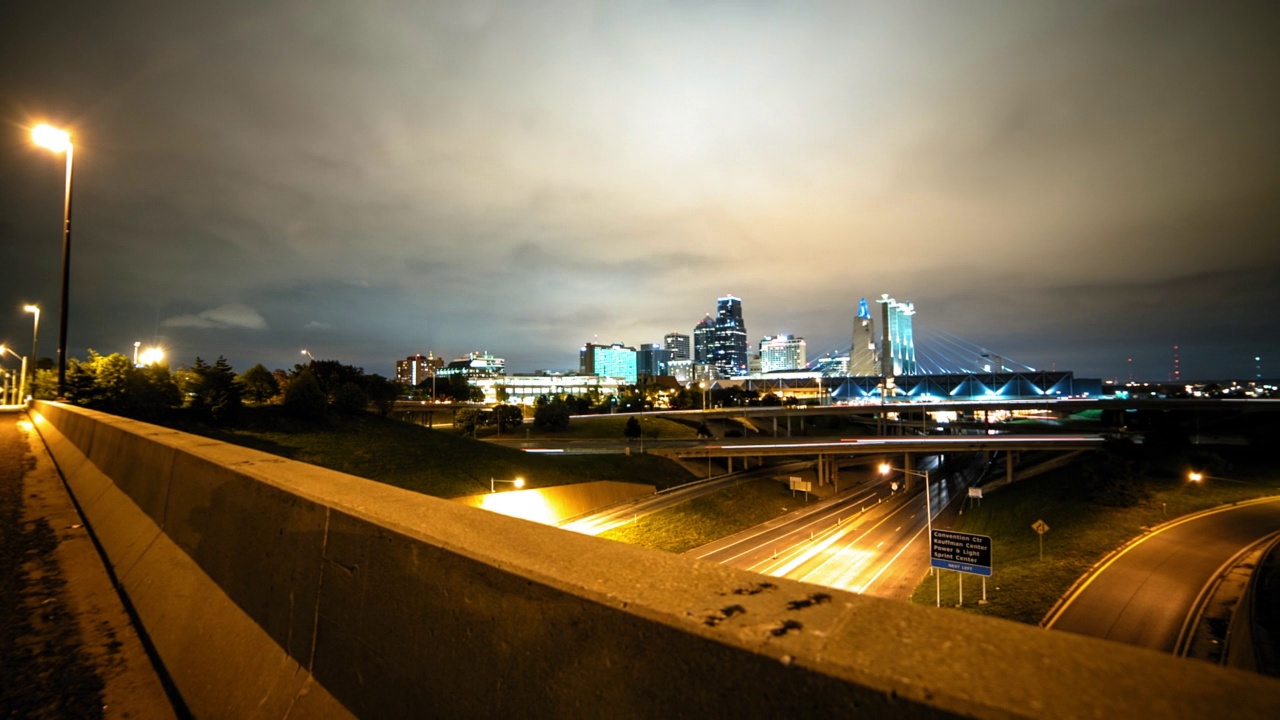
[1045,497,1280,654]
[690,462,974,599]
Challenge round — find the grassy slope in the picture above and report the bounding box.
[169,407,695,498]
[911,448,1280,624]
[599,478,805,553]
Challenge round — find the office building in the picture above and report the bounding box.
[396,353,443,386]
[664,332,691,361]
[439,352,505,379]
[693,316,715,366]
[711,295,747,379]
[759,335,807,373]
[580,342,638,384]
[637,343,671,379]
[877,294,917,376]
[849,298,879,376]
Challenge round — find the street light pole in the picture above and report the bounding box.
[880,462,938,606]
[32,125,74,399]
[0,346,27,405]
[24,305,40,369]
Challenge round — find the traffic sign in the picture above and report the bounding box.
[1032,519,1049,535]
[930,529,993,577]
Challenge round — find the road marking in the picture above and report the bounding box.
[1044,496,1280,629]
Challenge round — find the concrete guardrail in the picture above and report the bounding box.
[28,401,1280,718]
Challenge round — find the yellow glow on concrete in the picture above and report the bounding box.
[32,124,71,152]
[479,489,557,525]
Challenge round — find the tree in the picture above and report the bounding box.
[122,364,181,420]
[186,356,243,423]
[533,397,571,432]
[492,404,524,433]
[624,416,642,439]
[454,408,482,436]
[307,359,366,401]
[1083,439,1146,507]
[239,364,280,404]
[283,368,328,419]
[332,382,369,415]
[363,374,401,417]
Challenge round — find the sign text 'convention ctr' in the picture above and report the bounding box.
[930,529,993,577]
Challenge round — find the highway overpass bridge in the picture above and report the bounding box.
[23,401,1280,717]
[649,434,1105,491]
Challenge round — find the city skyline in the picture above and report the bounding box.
[2,2,1278,382]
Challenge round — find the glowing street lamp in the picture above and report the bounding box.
[880,461,939,607]
[138,346,165,366]
[301,349,314,362]
[23,305,40,366]
[490,476,525,493]
[0,346,28,405]
[31,124,75,398]
[1188,471,1203,483]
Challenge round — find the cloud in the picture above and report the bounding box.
[304,321,333,330]
[162,303,269,330]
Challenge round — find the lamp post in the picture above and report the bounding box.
[0,346,28,405]
[699,381,707,410]
[24,304,40,368]
[880,461,939,607]
[301,349,314,362]
[32,124,74,399]
[490,476,525,493]
[134,341,141,366]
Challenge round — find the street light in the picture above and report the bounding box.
[32,124,75,398]
[138,346,165,366]
[1188,471,1203,483]
[23,305,40,366]
[880,461,939,607]
[0,346,28,405]
[301,349,314,362]
[490,476,525,493]
[699,381,707,410]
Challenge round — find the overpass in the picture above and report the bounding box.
[25,401,1280,718]
[648,434,1105,491]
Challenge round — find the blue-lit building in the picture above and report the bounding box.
[580,342,638,384]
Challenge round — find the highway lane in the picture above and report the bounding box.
[1046,497,1280,653]
[691,464,974,598]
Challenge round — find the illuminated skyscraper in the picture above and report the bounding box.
[849,298,878,376]
[663,332,691,361]
[877,294,917,376]
[637,343,671,378]
[759,335,806,373]
[711,295,749,376]
[693,315,715,365]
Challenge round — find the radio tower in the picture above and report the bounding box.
[1172,345,1180,383]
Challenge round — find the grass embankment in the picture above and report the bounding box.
[599,478,806,553]
[170,407,695,499]
[911,449,1280,625]
[520,414,700,440]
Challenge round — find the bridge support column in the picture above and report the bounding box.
[1006,451,1014,485]
[903,452,914,491]
[773,417,777,437]
[787,415,792,437]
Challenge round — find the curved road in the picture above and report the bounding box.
[1046,497,1280,653]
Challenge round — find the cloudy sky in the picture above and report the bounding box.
[2,1,1277,382]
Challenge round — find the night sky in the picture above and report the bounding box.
[2,1,1277,383]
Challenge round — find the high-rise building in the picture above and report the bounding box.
[396,353,444,386]
[663,332,691,361]
[759,335,807,373]
[637,343,671,378]
[710,294,749,376]
[580,342,638,384]
[877,294,917,376]
[693,316,715,365]
[849,298,878,376]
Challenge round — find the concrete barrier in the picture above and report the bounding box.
[29,401,1280,718]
